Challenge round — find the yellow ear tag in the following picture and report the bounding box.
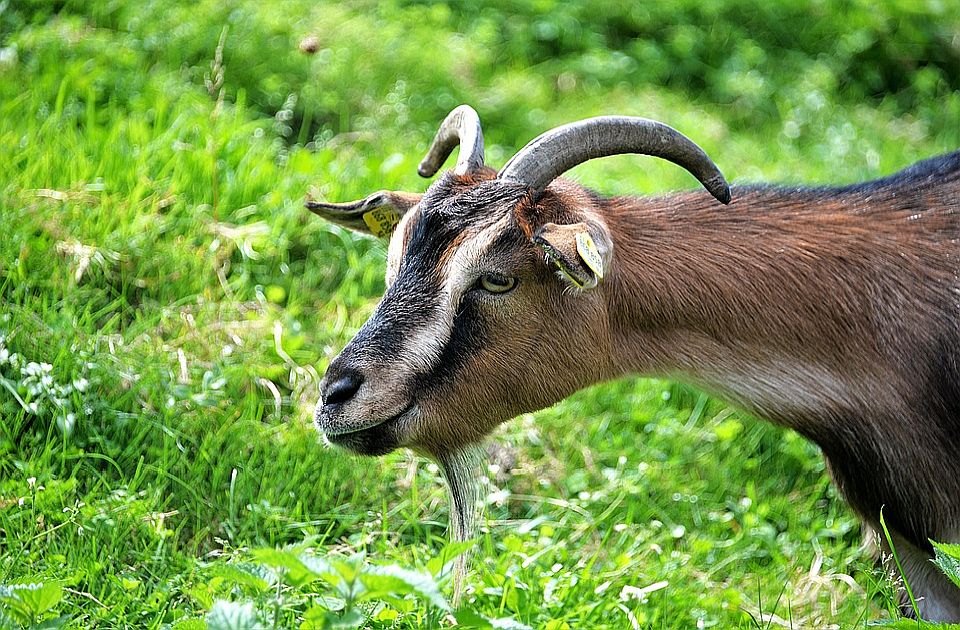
[362,207,401,238]
[575,232,604,279]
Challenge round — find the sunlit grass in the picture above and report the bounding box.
[1,1,958,628]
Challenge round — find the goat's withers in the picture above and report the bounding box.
[306,105,960,621]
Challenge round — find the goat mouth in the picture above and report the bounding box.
[324,404,414,456]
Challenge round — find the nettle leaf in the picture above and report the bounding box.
[932,541,960,589]
[2,581,63,619]
[251,548,319,587]
[298,555,339,584]
[426,539,477,577]
[28,617,70,629]
[308,595,346,612]
[205,600,262,630]
[206,563,275,594]
[359,565,448,611]
[301,607,365,630]
[454,610,494,629]
[327,556,364,586]
[303,554,366,601]
[453,610,532,630]
[328,609,365,629]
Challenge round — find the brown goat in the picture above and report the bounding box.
[307,106,960,620]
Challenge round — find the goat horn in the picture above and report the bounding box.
[418,105,486,178]
[498,116,731,204]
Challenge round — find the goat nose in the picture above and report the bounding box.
[322,371,363,407]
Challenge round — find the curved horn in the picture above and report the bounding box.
[417,105,485,178]
[498,116,731,204]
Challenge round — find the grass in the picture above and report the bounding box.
[1,1,959,628]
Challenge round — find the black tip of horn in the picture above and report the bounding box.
[417,161,435,178]
[704,176,731,205]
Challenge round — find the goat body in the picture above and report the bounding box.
[599,154,960,618]
[603,153,960,547]
[308,106,960,620]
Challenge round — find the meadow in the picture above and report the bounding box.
[1,1,959,628]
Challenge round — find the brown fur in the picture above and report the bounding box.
[312,154,960,621]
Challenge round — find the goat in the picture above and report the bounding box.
[306,105,960,621]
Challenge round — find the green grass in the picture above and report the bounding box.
[1,1,958,628]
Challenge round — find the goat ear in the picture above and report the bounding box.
[532,220,613,290]
[305,191,421,238]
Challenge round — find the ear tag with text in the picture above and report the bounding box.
[575,231,604,279]
[362,207,401,238]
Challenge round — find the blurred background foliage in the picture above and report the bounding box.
[0,0,958,627]
[4,0,959,152]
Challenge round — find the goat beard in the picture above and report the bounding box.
[435,444,484,605]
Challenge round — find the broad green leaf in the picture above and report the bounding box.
[298,555,338,583]
[454,609,494,629]
[29,617,70,629]
[426,539,477,577]
[453,610,532,630]
[300,607,364,630]
[185,586,213,610]
[327,609,364,629]
[306,596,346,612]
[171,619,207,630]
[205,600,262,630]
[359,565,448,610]
[327,556,364,586]
[373,606,399,622]
[5,582,62,618]
[250,549,318,587]
[299,606,325,630]
[206,563,274,594]
[932,541,960,589]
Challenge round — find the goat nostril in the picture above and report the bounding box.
[323,372,363,407]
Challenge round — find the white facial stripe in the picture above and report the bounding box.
[386,206,418,285]
[392,214,513,375]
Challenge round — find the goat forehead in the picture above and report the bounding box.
[397,198,515,277]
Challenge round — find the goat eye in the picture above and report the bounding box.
[478,273,516,294]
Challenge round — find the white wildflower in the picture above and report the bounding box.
[57,413,76,435]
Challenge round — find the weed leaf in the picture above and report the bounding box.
[301,608,364,630]
[206,563,274,594]
[205,600,262,630]
[426,539,477,577]
[360,565,448,610]
[250,549,318,587]
[931,542,960,590]
[0,582,63,622]
[454,609,532,630]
